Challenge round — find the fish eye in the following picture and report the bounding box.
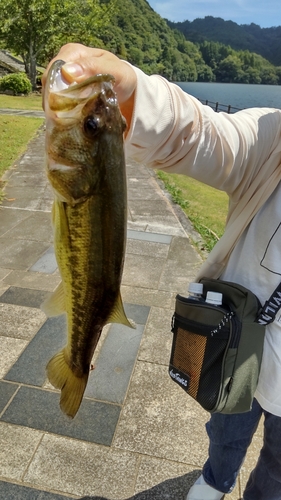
[83,117,99,136]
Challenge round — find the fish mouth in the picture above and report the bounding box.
[45,59,116,117]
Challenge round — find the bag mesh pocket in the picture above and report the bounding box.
[173,327,207,399]
[170,320,229,411]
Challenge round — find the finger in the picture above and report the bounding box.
[42,45,105,87]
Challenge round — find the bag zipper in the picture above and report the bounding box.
[172,310,231,338]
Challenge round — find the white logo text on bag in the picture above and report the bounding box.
[169,368,188,387]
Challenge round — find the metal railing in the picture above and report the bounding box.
[198,98,242,114]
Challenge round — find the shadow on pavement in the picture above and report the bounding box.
[79,470,201,500]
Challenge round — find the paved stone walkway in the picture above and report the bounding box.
[0,115,262,499]
[0,108,45,118]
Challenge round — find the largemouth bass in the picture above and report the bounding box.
[43,60,134,418]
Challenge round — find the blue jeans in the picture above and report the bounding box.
[202,399,281,500]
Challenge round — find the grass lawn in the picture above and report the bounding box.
[0,93,42,110]
[157,170,229,253]
[0,115,44,199]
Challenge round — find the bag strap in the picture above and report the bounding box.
[257,282,281,325]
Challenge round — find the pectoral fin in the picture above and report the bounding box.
[41,282,65,317]
[107,293,135,328]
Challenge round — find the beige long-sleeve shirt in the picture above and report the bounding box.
[125,67,281,416]
[125,67,281,279]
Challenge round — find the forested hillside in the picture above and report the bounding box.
[77,0,281,84]
[167,16,281,66]
[0,0,280,86]
[94,0,211,81]
[92,1,281,84]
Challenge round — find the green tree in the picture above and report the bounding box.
[260,67,279,85]
[0,0,116,89]
[244,67,262,84]
[216,55,244,82]
[276,67,281,85]
[197,64,215,82]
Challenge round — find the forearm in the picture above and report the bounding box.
[125,66,281,196]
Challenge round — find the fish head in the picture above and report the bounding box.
[44,60,126,204]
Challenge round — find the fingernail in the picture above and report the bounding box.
[62,62,83,78]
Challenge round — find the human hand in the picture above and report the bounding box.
[42,43,137,128]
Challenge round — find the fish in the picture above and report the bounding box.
[43,60,134,418]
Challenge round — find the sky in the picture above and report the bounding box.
[147,1,281,28]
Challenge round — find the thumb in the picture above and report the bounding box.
[61,62,84,82]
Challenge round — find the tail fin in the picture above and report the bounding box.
[46,349,88,418]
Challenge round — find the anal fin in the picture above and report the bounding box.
[106,292,136,328]
[41,282,65,317]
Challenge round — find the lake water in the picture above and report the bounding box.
[176,82,281,112]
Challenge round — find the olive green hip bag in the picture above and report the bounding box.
[169,278,280,414]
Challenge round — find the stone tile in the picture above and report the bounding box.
[0,286,49,308]
[126,239,169,259]
[130,212,178,229]
[0,336,28,378]
[127,186,165,201]
[30,246,58,273]
[17,160,44,172]
[85,322,145,404]
[127,209,134,222]
[127,229,172,245]
[5,303,148,390]
[124,303,150,325]
[0,267,11,280]
[168,235,202,266]
[0,303,46,340]
[36,194,53,212]
[0,422,43,480]
[85,304,149,404]
[136,460,235,500]
[1,386,121,446]
[3,270,61,291]
[135,456,201,497]
[0,381,18,414]
[145,222,186,237]
[129,197,176,215]
[126,162,152,179]
[4,316,65,386]
[4,171,48,188]
[138,307,173,365]
[0,238,50,270]
[24,433,139,498]
[127,220,148,231]
[3,212,53,242]
[0,206,30,237]
[0,285,9,297]
[158,258,202,294]
[0,482,73,500]
[113,361,209,465]
[90,323,111,366]
[121,285,174,309]
[2,186,47,209]
[127,174,158,189]
[122,254,165,289]
[226,485,242,500]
